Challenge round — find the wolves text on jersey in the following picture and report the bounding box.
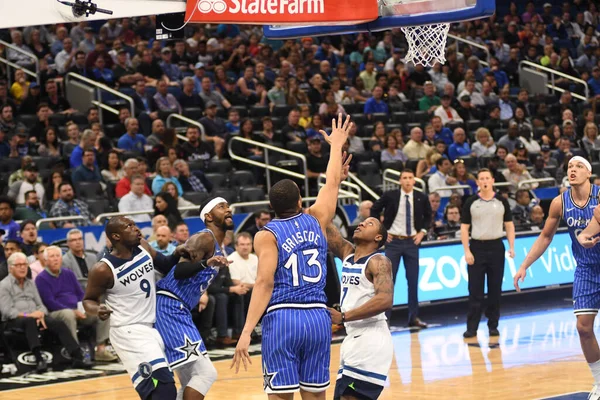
[118,262,153,287]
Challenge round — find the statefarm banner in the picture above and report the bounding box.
[185,0,379,24]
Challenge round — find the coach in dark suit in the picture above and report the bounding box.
[371,169,432,328]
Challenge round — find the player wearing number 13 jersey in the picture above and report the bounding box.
[232,114,353,398]
[84,217,180,400]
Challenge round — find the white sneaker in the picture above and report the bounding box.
[588,384,600,400]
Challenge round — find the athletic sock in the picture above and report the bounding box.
[589,359,600,384]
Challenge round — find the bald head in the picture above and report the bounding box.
[155,225,172,248]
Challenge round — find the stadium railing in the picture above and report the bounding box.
[518,60,589,101]
[0,39,39,85]
[228,136,310,198]
[318,173,362,204]
[165,113,206,141]
[65,72,135,125]
[34,216,86,229]
[347,171,381,200]
[447,34,491,67]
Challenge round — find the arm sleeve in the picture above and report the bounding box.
[461,196,474,225]
[152,252,180,275]
[422,193,432,230]
[500,195,513,222]
[173,261,208,280]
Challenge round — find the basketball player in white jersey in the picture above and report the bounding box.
[326,217,394,400]
[84,216,182,400]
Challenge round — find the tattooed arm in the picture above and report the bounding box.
[340,254,393,322]
[325,222,355,260]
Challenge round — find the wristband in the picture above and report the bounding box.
[341,312,346,324]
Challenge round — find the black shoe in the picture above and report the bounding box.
[72,358,93,369]
[489,328,500,337]
[36,359,48,373]
[463,330,477,338]
[408,318,428,329]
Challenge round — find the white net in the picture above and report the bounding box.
[401,23,450,67]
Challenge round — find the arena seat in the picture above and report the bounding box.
[230,170,256,189]
[208,159,232,174]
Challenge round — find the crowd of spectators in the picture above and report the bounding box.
[1,0,600,363]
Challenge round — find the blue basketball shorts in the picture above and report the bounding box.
[261,306,332,394]
[573,264,600,316]
[155,294,207,369]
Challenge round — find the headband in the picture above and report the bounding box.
[200,197,227,223]
[569,156,592,172]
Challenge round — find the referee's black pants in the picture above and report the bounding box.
[466,239,505,332]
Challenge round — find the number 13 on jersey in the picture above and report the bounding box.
[283,249,323,286]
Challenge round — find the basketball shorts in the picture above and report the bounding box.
[261,306,331,394]
[334,320,393,400]
[573,264,600,316]
[109,323,174,399]
[155,294,207,369]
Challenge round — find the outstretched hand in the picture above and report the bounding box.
[341,152,353,181]
[322,114,352,148]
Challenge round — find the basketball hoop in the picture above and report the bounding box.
[401,23,450,67]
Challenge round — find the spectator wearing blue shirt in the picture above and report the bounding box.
[159,47,183,84]
[314,38,338,68]
[364,86,389,120]
[117,117,147,154]
[588,66,600,96]
[152,157,183,196]
[448,128,472,161]
[91,57,114,87]
[0,196,20,243]
[71,149,103,186]
[150,225,176,256]
[69,128,97,169]
[216,24,240,38]
[431,115,454,146]
[225,109,241,135]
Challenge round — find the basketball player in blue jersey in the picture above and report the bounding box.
[325,218,393,400]
[514,156,600,399]
[231,114,353,399]
[84,216,183,400]
[154,197,233,400]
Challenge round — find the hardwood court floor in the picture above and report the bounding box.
[2,308,597,400]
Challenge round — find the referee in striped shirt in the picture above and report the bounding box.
[460,168,515,338]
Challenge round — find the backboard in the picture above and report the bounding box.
[263,0,495,39]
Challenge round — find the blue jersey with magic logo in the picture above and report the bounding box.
[156,229,222,310]
[263,213,328,308]
[562,184,600,266]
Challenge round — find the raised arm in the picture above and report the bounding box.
[330,254,393,323]
[513,196,562,291]
[231,230,278,372]
[308,114,352,229]
[83,262,114,320]
[325,222,355,260]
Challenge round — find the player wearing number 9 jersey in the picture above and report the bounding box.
[232,114,353,398]
[84,216,180,400]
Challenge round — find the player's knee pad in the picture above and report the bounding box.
[187,360,217,395]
